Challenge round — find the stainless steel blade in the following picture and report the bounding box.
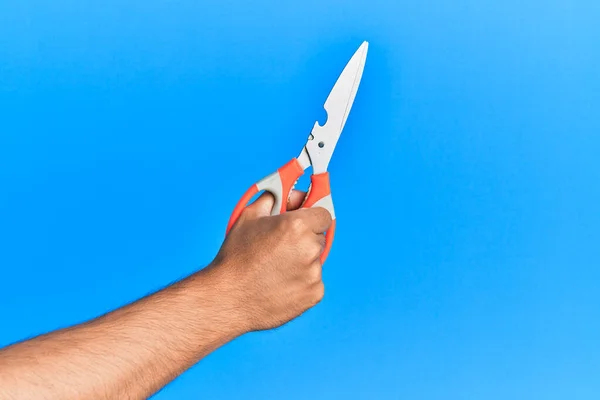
[304,41,368,174]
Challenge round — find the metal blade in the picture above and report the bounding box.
[329,41,369,133]
[305,41,368,174]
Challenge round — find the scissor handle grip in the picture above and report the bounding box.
[226,184,259,234]
[302,172,336,264]
[226,158,304,234]
[226,162,336,264]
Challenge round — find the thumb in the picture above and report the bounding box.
[244,191,275,219]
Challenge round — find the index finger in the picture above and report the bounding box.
[286,190,307,211]
[295,206,333,234]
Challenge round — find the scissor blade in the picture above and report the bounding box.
[305,41,368,174]
[325,41,368,133]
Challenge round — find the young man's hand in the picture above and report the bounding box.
[211,190,332,332]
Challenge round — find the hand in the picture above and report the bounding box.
[211,190,332,332]
[0,193,330,400]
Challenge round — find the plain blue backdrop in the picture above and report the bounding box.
[1,1,600,399]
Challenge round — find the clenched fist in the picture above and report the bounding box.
[210,190,332,332]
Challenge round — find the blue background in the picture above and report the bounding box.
[1,1,600,399]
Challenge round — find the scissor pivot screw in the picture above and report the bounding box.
[318,141,325,148]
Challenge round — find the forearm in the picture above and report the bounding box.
[0,196,329,399]
[0,264,245,400]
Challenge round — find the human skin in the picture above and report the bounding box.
[0,190,332,400]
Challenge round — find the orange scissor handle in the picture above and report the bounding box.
[302,172,336,264]
[226,160,336,264]
[226,183,260,234]
[226,158,304,234]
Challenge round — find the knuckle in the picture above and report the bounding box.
[301,240,321,262]
[312,282,325,304]
[317,233,326,249]
[278,216,294,231]
[321,207,333,222]
[310,242,323,260]
[290,216,307,234]
[306,263,322,284]
[314,206,332,222]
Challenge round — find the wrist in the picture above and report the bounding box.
[185,261,251,337]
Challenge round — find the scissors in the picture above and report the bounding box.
[226,41,369,263]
